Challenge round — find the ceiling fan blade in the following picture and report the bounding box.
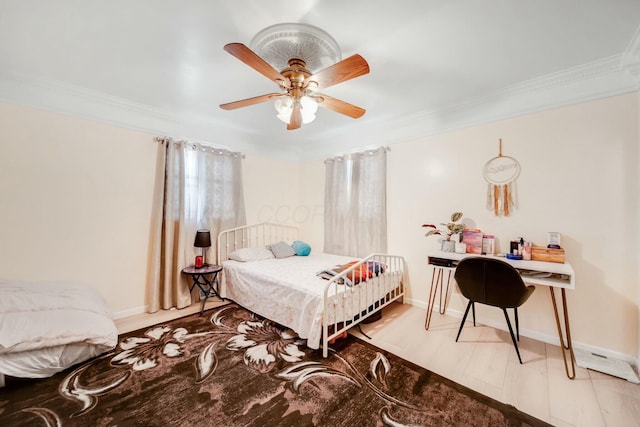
[308,54,369,89]
[220,93,283,110]
[287,104,302,130]
[223,43,290,87]
[315,94,366,119]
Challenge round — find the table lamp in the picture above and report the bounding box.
[194,229,211,268]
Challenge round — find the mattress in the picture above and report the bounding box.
[220,253,396,349]
[0,281,118,379]
[0,343,109,378]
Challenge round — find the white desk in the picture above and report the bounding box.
[426,251,576,379]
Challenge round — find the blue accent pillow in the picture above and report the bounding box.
[291,240,311,256]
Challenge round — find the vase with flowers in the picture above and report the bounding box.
[422,211,465,252]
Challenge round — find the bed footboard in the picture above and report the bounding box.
[321,253,405,357]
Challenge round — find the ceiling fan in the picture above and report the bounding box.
[219,42,370,130]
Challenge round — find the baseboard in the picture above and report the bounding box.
[405,297,428,310]
[112,305,147,320]
[404,297,638,369]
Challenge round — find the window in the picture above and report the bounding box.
[324,148,387,257]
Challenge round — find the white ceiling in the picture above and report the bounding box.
[1,0,639,161]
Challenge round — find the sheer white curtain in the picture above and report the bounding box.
[324,147,387,257]
[146,138,246,312]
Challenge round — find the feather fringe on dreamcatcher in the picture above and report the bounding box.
[486,181,518,217]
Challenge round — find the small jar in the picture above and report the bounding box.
[455,242,467,254]
[482,235,495,255]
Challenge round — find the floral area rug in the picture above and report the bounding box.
[0,303,551,427]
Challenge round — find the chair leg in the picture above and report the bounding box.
[514,307,519,341]
[471,302,476,326]
[456,301,473,342]
[503,308,523,364]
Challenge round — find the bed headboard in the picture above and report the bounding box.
[217,222,299,263]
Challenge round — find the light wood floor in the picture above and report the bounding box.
[115,300,640,427]
[114,299,228,334]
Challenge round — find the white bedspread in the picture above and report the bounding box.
[0,281,118,378]
[220,253,379,349]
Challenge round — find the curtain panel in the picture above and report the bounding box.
[146,138,246,313]
[324,147,388,257]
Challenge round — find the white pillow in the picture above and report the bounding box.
[228,247,275,262]
[267,241,296,259]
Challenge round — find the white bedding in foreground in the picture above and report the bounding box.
[220,253,380,349]
[0,281,118,378]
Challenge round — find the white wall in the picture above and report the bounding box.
[301,93,639,360]
[0,102,156,314]
[1,92,638,362]
[297,160,325,250]
[0,102,301,317]
[243,154,302,228]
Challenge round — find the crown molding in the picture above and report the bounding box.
[0,67,297,161]
[298,53,640,161]
[0,51,638,163]
[622,24,640,88]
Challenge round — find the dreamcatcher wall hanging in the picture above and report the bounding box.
[483,139,520,216]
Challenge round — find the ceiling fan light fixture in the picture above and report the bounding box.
[274,95,318,124]
[301,95,319,123]
[274,97,292,123]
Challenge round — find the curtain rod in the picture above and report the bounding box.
[154,136,245,158]
[324,145,390,163]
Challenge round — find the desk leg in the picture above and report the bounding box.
[425,268,438,330]
[425,267,452,330]
[439,269,452,315]
[549,287,576,379]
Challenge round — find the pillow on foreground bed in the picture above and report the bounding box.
[291,240,311,256]
[228,247,275,262]
[268,241,296,258]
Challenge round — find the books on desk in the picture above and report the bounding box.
[462,229,483,254]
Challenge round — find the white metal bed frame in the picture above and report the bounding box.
[217,222,405,357]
